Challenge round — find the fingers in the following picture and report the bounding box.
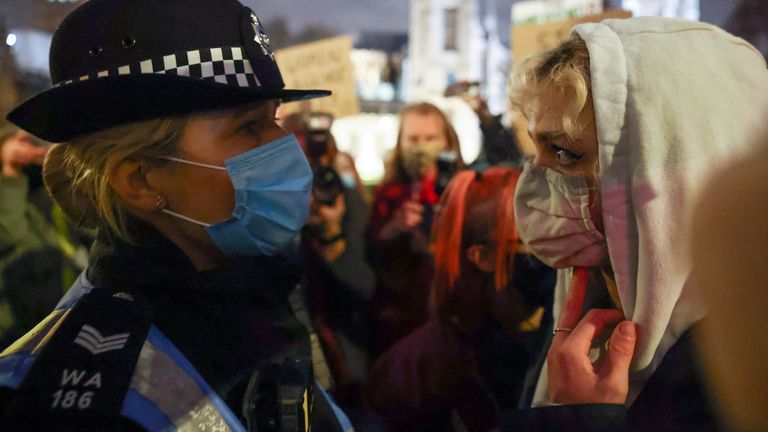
[29,147,48,165]
[5,141,46,166]
[603,320,637,381]
[400,202,424,229]
[401,201,424,213]
[333,194,346,211]
[567,308,626,354]
[404,212,423,229]
[557,266,589,329]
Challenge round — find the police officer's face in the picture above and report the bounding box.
[155,100,284,247]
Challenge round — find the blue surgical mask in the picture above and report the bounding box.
[160,134,312,257]
[339,172,357,189]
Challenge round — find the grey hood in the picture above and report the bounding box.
[533,16,768,406]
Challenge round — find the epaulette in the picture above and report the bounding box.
[1,281,352,431]
[4,288,150,421]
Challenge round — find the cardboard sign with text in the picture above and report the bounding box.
[275,35,360,119]
[510,10,631,156]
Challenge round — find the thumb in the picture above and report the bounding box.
[605,320,637,380]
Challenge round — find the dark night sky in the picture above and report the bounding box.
[245,0,739,44]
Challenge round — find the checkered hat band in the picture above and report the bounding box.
[53,46,261,88]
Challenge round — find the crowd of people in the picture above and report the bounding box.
[0,0,767,431]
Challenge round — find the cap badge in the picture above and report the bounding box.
[250,12,275,62]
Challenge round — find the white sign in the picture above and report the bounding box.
[512,0,603,25]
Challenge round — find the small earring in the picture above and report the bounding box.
[155,195,166,210]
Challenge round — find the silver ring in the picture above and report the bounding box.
[552,327,573,336]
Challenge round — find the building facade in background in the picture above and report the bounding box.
[512,0,603,24]
[406,0,509,115]
[607,0,700,20]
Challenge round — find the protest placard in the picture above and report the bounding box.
[275,35,359,118]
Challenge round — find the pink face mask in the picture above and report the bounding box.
[513,162,607,268]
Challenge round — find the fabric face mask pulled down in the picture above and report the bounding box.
[513,162,606,268]
[162,134,313,257]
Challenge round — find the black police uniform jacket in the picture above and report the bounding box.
[0,228,350,431]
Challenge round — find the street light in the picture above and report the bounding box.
[5,33,16,47]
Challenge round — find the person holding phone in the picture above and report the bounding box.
[367,102,464,355]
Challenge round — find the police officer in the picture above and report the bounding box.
[0,0,351,430]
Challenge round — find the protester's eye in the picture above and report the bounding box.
[550,144,583,166]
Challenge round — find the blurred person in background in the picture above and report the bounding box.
[293,112,377,424]
[690,107,768,432]
[445,81,523,168]
[504,16,768,431]
[0,0,354,430]
[367,102,464,355]
[725,0,768,59]
[368,167,554,432]
[282,112,368,200]
[0,124,89,348]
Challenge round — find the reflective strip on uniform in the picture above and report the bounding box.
[121,388,174,432]
[315,382,355,432]
[55,271,96,311]
[0,309,70,357]
[121,326,246,432]
[0,309,71,390]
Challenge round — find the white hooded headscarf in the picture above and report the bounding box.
[532,17,768,406]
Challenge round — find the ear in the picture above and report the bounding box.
[466,244,494,273]
[107,155,160,213]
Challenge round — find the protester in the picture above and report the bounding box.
[505,17,768,431]
[294,114,377,420]
[368,167,555,431]
[519,106,768,432]
[283,112,368,200]
[367,102,464,354]
[0,0,352,430]
[0,125,87,348]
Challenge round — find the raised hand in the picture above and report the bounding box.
[1,132,48,178]
[547,266,637,404]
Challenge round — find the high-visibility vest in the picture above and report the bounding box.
[0,272,353,432]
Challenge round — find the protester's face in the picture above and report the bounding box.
[399,112,448,176]
[528,90,602,231]
[159,101,283,234]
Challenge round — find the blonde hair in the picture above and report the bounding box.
[44,118,188,241]
[509,35,591,141]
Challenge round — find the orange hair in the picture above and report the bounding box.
[430,167,521,320]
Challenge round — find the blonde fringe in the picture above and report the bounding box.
[509,34,591,141]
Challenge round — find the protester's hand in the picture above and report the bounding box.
[444,81,495,126]
[316,194,345,238]
[379,201,424,240]
[547,266,637,405]
[306,194,345,234]
[1,132,47,177]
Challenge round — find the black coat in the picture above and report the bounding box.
[1,228,344,431]
[503,324,723,431]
